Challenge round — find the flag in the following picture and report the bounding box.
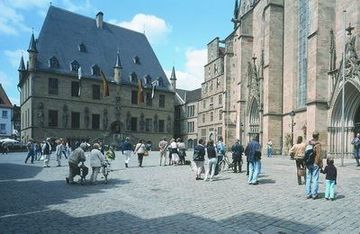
[151,79,159,99]
[137,79,144,104]
[100,69,110,97]
[78,66,82,96]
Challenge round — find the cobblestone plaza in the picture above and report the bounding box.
[0,151,359,233]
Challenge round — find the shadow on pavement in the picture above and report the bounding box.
[0,163,43,180]
[0,209,322,233]
[0,178,130,218]
[259,178,276,184]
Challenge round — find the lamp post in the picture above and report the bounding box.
[290,111,296,146]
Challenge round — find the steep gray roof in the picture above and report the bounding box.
[36,6,171,91]
[175,88,201,104]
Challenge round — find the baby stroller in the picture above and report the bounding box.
[102,160,111,184]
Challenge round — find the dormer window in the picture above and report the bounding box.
[70,60,80,72]
[130,72,138,83]
[92,64,100,76]
[133,56,140,64]
[49,56,59,68]
[158,77,164,87]
[144,75,152,85]
[79,43,87,52]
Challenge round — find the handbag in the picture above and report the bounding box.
[143,151,149,156]
[297,168,305,177]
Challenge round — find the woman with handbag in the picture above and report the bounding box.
[134,139,146,168]
[289,136,306,185]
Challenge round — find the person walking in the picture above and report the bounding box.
[204,140,217,181]
[305,131,323,199]
[42,138,52,168]
[289,136,307,185]
[321,158,337,201]
[66,142,87,184]
[193,139,205,180]
[231,139,244,173]
[267,139,273,157]
[25,139,35,164]
[245,135,261,185]
[122,137,133,168]
[177,138,186,165]
[169,138,179,165]
[134,139,146,167]
[158,138,168,166]
[351,133,360,167]
[215,137,226,174]
[89,143,106,184]
[55,139,62,167]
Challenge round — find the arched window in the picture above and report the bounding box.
[49,56,59,68]
[130,72,138,83]
[144,75,152,85]
[133,56,140,64]
[70,60,80,72]
[79,43,87,52]
[92,64,100,76]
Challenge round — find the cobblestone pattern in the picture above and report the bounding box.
[0,151,359,233]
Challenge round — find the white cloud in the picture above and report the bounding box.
[0,2,31,35]
[0,71,13,89]
[165,48,207,90]
[4,49,28,69]
[110,14,172,44]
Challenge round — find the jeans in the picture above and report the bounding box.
[137,153,144,167]
[194,161,204,178]
[248,160,260,184]
[232,158,242,173]
[267,148,272,157]
[25,151,35,163]
[325,180,336,199]
[205,157,217,180]
[305,164,320,197]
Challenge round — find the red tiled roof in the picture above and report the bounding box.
[0,84,13,108]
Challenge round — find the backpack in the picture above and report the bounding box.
[304,144,315,165]
[43,142,50,155]
[216,143,225,155]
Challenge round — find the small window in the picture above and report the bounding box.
[159,95,165,108]
[79,43,87,52]
[0,124,6,134]
[49,56,59,68]
[2,111,8,119]
[131,90,138,104]
[218,94,222,105]
[48,110,58,127]
[210,112,213,121]
[92,64,100,76]
[70,60,80,72]
[158,120,165,132]
[71,81,80,97]
[92,114,100,129]
[92,85,100,100]
[146,93,152,106]
[133,56,140,64]
[48,78,58,95]
[219,109,222,120]
[145,118,152,132]
[202,114,205,123]
[130,72,138,83]
[144,75,152,85]
[131,117,138,132]
[71,112,80,129]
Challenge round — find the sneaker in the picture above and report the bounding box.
[306,195,312,199]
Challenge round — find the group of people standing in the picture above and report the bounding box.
[158,137,186,166]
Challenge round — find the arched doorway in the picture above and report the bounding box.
[329,81,360,155]
[248,98,260,142]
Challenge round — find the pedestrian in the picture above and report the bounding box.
[204,140,217,181]
[42,138,52,167]
[89,143,106,184]
[267,139,273,157]
[105,145,115,161]
[231,139,244,173]
[122,137,133,168]
[289,136,306,185]
[193,139,205,180]
[177,138,186,165]
[245,135,261,185]
[215,137,226,175]
[158,138,168,166]
[305,131,323,199]
[61,139,68,159]
[134,139,146,167]
[66,142,87,184]
[351,133,360,167]
[169,138,179,165]
[25,139,35,164]
[55,139,62,167]
[321,158,337,201]
[35,142,42,160]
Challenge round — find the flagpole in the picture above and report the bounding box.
[341,10,346,167]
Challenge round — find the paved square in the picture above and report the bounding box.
[0,151,359,233]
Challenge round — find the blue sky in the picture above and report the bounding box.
[0,0,235,105]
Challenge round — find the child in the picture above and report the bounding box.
[321,158,337,201]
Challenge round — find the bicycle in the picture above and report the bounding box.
[216,153,234,174]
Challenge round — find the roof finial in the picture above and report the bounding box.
[114,48,122,68]
[27,31,38,53]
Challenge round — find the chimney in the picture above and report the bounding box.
[96,12,104,29]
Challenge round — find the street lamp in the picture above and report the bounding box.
[290,111,296,146]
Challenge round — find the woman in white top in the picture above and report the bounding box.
[89,143,106,184]
[134,139,146,167]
